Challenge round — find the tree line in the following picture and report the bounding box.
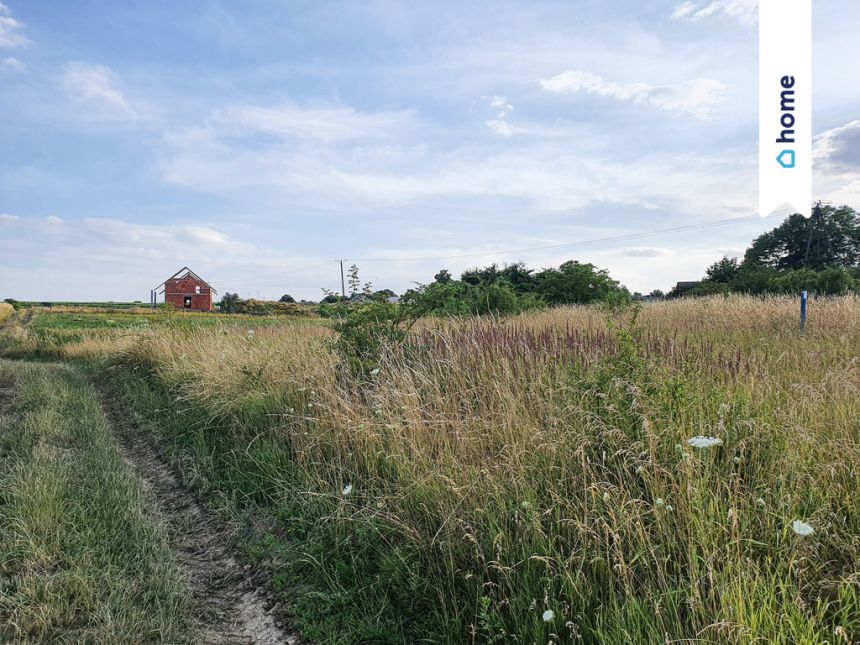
[675,205,860,297]
[218,204,860,312]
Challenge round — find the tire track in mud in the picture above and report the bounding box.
[95,381,299,645]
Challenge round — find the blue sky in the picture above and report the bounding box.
[2,0,859,301]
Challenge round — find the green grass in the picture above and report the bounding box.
[0,359,192,643]
[3,298,860,644]
[17,301,146,309]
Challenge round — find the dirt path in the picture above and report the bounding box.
[96,384,299,645]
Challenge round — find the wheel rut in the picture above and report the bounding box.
[95,381,299,645]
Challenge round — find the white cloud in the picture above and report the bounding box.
[0,214,339,301]
[0,55,24,72]
[485,119,515,136]
[813,120,860,205]
[540,70,726,119]
[670,0,758,26]
[483,95,518,136]
[160,107,756,220]
[488,95,513,118]
[61,62,144,120]
[0,2,29,48]
[814,120,860,174]
[622,247,673,258]
[211,103,417,142]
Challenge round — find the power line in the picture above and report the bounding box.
[344,208,796,264]
[200,206,806,292]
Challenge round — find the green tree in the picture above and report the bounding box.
[498,262,535,293]
[433,269,452,284]
[705,256,740,283]
[533,261,629,305]
[278,294,296,303]
[220,292,241,313]
[743,206,860,270]
[371,289,397,301]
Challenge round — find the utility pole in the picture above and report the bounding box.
[339,260,346,300]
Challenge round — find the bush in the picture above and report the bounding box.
[402,281,544,316]
[0,302,14,324]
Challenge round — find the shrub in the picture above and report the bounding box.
[0,302,14,324]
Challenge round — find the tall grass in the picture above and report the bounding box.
[107,295,860,643]
[0,360,192,643]
[0,302,14,325]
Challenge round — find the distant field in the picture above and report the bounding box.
[1,297,859,643]
[17,301,148,309]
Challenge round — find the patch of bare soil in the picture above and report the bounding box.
[95,383,300,645]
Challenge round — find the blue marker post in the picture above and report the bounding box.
[800,290,808,331]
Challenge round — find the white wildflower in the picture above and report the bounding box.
[791,519,814,536]
[665,505,673,511]
[520,500,531,510]
[687,436,723,449]
[542,609,555,622]
[756,497,766,506]
[342,484,353,496]
[370,368,380,376]
[655,498,665,506]
[602,492,610,503]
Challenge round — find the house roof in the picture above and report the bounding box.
[153,267,218,294]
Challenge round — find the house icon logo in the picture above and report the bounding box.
[777,149,795,169]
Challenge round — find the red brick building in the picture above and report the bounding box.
[152,267,216,311]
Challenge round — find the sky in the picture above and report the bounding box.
[1,0,859,302]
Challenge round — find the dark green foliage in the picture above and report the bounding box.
[371,289,397,300]
[532,260,630,305]
[402,281,544,317]
[220,292,241,313]
[744,206,860,270]
[433,269,452,284]
[705,256,741,283]
[683,206,860,297]
[435,260,629,307]
[278,294,296,303]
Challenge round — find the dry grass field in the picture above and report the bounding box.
[1,295,859,643]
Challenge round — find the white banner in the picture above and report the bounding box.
[759,0,812,218]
